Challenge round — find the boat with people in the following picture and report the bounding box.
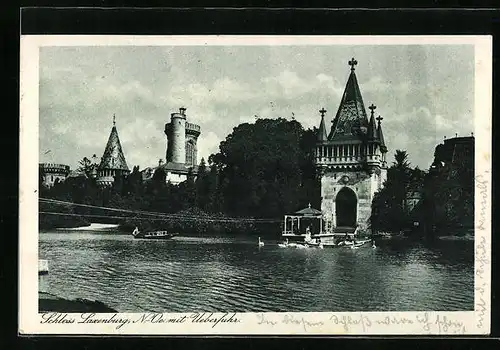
[131,227,178,240]
[281,204,376,250]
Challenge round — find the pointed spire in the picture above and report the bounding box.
[99,116,129,171]
[367,103,377,140]
[317,107,328,141]
[377,115,387,152]
[368,114,377,140]
[329,58,369,141]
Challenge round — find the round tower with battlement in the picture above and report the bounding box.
[165,107,187,164]
[39,163,70,188]
[165,107,201,167]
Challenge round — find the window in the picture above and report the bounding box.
[186,141,195,167]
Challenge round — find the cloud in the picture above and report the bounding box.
[197,131,221,163]
[38,46,474,172]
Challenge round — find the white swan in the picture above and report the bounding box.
[258,237,265,247]
[278,238,289,248]
[372,242,377,249]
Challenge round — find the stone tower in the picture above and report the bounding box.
[96,115,130,187]
[162,107,201,184]
[166,107,187,164]
[39,163,70,188]
[314,58,388,234]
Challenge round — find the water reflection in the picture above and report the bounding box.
[39,230,474,313]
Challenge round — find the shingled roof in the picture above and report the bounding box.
[294,203,322,216]
[328,58,369,142]
[98,119,129,172]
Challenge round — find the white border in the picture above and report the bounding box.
[19,35,492,335]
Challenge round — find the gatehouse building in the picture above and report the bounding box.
[314,58,388,234]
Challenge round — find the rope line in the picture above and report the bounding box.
[39,211,281,223]
[39,197,281,223]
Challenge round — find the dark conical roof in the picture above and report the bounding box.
[99,120,129,171]
[329,59,369,141]
[317,108,328,142]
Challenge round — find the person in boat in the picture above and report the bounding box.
[132,227,140,236]
[305,226,312,243]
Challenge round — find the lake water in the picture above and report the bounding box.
[39,229,474,312]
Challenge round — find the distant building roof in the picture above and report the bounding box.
[67,169,87,178]
[161,162,198,174]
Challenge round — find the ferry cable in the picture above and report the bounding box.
[39,198,279,223]
[39,211,281,223]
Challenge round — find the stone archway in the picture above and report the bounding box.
[335,187,357,227]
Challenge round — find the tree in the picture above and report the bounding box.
[210,118,316,218]
[371,149,420,233]
[77,154,99,178]
[195,158,209,211]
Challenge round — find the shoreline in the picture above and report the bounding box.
[39,291,117,313]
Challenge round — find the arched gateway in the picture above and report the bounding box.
[335,187,357,227]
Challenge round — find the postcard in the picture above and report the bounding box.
[19,35,492,335]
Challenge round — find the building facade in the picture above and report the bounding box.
[163,107,201,184]
[96,116,130,187]
[39,163,70,188]
[314,59,388,234]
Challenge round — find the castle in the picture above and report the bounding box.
[430,135,475,176]
[314,58,388,234]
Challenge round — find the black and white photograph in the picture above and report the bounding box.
[19,35,492,335]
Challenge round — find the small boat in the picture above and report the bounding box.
[258,237,265,247]
[132,227,177,240]
[350,241,368,249]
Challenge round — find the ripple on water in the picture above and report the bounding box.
[38,231,475,312]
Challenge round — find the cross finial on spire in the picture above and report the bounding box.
[349,57,358,71]
[319,108,327,118]
[113,114,116,126]
[369,103,377,116]
[376,115,383,125]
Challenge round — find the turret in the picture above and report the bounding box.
[165,107,187,164]
[96,115,130,187]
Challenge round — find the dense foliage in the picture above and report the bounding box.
[370,149,474,237]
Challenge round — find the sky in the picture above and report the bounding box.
[39,44,475,171]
